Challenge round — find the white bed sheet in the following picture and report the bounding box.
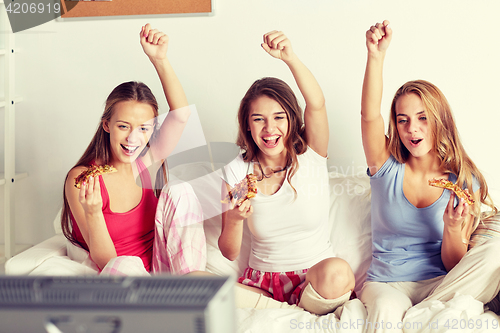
[235,294,500,333]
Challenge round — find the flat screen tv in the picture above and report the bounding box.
[0,275,235,333]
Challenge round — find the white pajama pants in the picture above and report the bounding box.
[359,238,500,333]
[101,181,206,276]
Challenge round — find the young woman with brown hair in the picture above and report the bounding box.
[218,31,355,315]
[61,24,205,275]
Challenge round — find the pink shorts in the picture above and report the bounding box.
[238,267,308,305]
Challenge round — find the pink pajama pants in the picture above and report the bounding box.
[101,181,206,276]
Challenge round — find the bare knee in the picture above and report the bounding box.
[306,258,355,299]
[359,282,412,312]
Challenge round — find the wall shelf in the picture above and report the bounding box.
[0,96,23,108]
[0,173,29,186]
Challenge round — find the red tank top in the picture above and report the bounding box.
[71,159,158,271]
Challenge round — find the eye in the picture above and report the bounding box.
[253,118,264,122]
[275,116,285,120]
[397,119,407,124]
[118,125,129,130]
[139,127,150,132]
[419,116,427,121]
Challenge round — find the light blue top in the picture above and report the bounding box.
[367,155,478,282]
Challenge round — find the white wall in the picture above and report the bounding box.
[3,0,500,246]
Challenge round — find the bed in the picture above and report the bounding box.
[5,161,500,332]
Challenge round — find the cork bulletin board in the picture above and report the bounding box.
[60,0,212,19]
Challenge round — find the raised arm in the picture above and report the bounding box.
[262,31,328,157]
[65,169,116,269]
[361,20,392,175]
[140,24,191,163]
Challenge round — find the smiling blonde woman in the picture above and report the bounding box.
[358,20,500,333]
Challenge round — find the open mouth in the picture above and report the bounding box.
[262,135,281,148]
[410,138,423,146]
[121,144,139,156]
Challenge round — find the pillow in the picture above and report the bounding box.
[328,173,372,293]
[53,208,62,234]
[170,161,249,277]
[204,214,251,278]
[29,256,98,276]
[469,212,500,249]
[66,238,92,263]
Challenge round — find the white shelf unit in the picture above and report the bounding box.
[1,1,29,264]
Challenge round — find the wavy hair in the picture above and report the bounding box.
[387,80,497,228]
[61,81,167,247]
[236,77,307,195]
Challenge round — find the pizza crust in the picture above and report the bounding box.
[428,178,475,205]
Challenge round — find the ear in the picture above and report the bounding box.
[102,120,110,133]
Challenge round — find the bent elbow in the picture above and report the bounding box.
[361,109,383,123]
[172,105,191,124]
[360,109,371,122]
[226,253,239,261]
[95,255,116,271]
[317,98,326,110]
[218,240,239,261]
[309,99,326,113]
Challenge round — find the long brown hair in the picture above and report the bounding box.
[387,80,497,228]
[236,77,307,194]
[61,81,167,247]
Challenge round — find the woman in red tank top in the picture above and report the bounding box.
[61,24,205,274]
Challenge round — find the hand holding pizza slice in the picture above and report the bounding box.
[428,178,475,205]
[74,165,118,189]
[222,174,258,206]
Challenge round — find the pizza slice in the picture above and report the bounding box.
[428,178,475,205]
[74,164,118,189]
[222,174,258,206]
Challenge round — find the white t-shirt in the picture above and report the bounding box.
[222,147,334,272]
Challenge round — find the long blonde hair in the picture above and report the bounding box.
[387,80,497,228]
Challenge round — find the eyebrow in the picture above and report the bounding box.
[396,111,426,117]
[250,111,287,117]
[117,120,154,126]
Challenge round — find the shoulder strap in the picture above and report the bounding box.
[135,158,153,190]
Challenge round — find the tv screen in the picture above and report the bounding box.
[0,275,235,333]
